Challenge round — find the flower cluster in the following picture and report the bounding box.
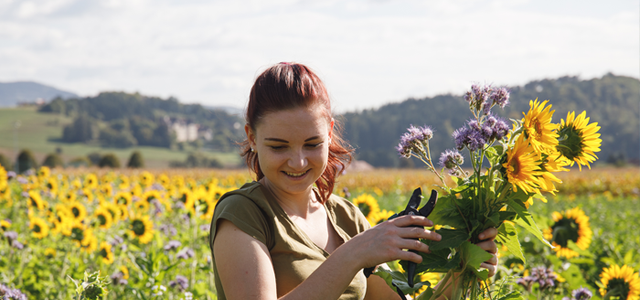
[452,115,510,152]
[516,266,558,292]
[464,84,510,114]
[396,125,433,158]
[562,287,593,300]
[0,283,28,300]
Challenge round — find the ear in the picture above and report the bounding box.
[245,124,256,148]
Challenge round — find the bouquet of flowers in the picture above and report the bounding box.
[377,84,602,300]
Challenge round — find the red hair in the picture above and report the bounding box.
[242,62,353,204]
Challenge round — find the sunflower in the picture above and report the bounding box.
[503,135,544,195]
[599,264,640,300]
[352,193,381,225]
[118,175,130,190]
[100,183,113,197]
[522,99,559,154]
[81,188,95,203]
[45,178,59,196]
[27,190,46,211]
[195,193,215,220]
[130,184,143,198]
[129,214,154,244]
[84,173,99,189]
[37,166,51,179]
[120,266,130,280]
[67,221,88,242]
[172,175,185,189]
[114,191,132,206]
[80,232,98,253]
[61,189,77,203]
[0,219,11,231]
[133,200,150,213]
[118,204,129,221]
[98,241,114,264]
[177,188,194,208]
[94,206,114,230]
[142,190,163,204]
[417,272,442,294]
[68,201,88,222]
[158,174,171,189]
[372,209,395,225]
[29,217,50,239]
[140,171,155,187]
[543,207,592,259]
[44,247,56,258]
[556,111,602,170]
[102,202,122,224]
[536,150,571,195]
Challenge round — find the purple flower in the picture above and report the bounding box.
[169,275,189,291]
[164,240,182,252]
[439,149,464,169]
[397,125,434,157]
[6,171,16,179]
[110,235,124,246]
[176,247,195,260]
[4,231,18,241]
[452,127,469,150]
[12,240,24,250]
[572,287,593,300]
[110,271,128,285]
[159,224,178,237]
[0,283,28,300]
[200,224,211,232]
[490,87,510,108]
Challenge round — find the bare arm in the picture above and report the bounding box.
[214,215,441,300]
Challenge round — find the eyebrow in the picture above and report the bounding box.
[264,136,321,143]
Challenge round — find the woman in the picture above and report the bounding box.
[209,62,498,300]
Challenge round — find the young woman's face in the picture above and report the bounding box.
[246,104,333,198]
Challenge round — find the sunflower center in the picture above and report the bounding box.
[98,215,107,226]
[358,203,371,217]
[198,199,209,213]
[131,220,146,236]
[71,227,84,241]
[117,197,127,205]
[72,207,81,218]
[33,224,42,233]
[550,217,580,247]
[99,248,108,258]
[556,125,584,160]
[179,194,188,203]
[606,278,630,299]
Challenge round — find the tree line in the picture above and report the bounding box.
[340,73,640,168]
[39,92,245,151]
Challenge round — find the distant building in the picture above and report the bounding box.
[163,116,213,142]
[17,98,46,107]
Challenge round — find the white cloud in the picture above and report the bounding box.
[0,0,637,112]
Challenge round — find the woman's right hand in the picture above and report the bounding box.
[343,215,442,270]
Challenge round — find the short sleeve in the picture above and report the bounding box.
[210,194,271,248]
[327,194,371,239]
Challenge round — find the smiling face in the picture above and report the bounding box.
[246,104,333,200]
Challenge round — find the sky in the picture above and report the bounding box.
[0,0,638,113]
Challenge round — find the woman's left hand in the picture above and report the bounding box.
[475,227,498,277]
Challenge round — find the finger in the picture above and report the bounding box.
[480,263,497,277]
[396,249,424,264]
[389,215,434,227]
[478,227,498,241]
[397,238,432,254]
[397,226,441,241]
[475,240,498,254]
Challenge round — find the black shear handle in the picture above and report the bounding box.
[406,189,438,288]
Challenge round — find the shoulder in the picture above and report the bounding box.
[210,181,275,249]
[326,194,371,236]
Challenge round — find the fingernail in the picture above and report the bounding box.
[479,234,485,239]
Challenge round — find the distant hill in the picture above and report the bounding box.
[0,81,78,107]
[340,73,640,168]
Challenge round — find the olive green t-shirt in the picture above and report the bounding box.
[209,181,370,300]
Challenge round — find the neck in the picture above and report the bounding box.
[260,178,319,219]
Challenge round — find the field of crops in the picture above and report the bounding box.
[1,166,639,299]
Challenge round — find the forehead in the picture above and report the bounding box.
[254,106,331,138]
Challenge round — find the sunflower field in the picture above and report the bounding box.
[1,165,639,299]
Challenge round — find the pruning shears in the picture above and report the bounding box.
[363,187,439,292]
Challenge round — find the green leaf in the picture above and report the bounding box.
[496,221,525,263]
[567,240,593,258]
[392,278,429,295]
[428,228,470,251]
[508,198,552,248]
[498,211,517,221]
[497,291,524,300]
[459,241,492,272]
[415,287,435,300]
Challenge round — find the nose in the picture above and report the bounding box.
[288,148,308,170]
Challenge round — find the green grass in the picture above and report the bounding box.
[0,107,241,168]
